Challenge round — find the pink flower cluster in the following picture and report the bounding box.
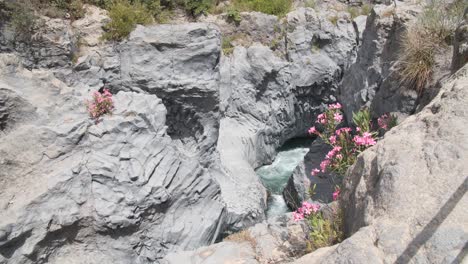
[335,127,351,136]
[87,89,114,120]
[353,132,376,146]
[378,113,395,130]
[317,113,327,124]
[332,188,340,201]
[307,104,395,202]
[328,103,342,110]
[293,201,321,221]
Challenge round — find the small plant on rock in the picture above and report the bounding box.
[328,15,339,26]
[222,36,235,55]
[102,0,153,41]
[360,2,372,16]
[184,0,215,16]
[226,7,242,25]
[230,0,292,17]
[87,89,114,120]
[377,112,398,132]
[347,6,359,19]
[398,25,437,94]
[293,201,343,250]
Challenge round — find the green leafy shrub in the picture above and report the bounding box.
[360,2,372,16]
[85,0,113,8]
[68,0,86,19]
[222,36,235,55]
[308,207,343,250]
[417,0,466,43]
[305,0,316,9]
[226,7,242,24]
[292,195,344,250]
[102,0,153,41]
[352,108,371,133]
[347,6,359,19]
[231,0,292,17]
[8,3,37,39]
[183,0,215,15]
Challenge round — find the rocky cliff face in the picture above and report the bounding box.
[0,63,226,263]
[339,3,421,122]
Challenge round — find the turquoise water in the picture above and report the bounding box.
[256,139,311,218]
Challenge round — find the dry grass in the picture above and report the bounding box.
[328,15,339,26]
[224,230,257,250]
[397,0,466,94]
[381,6,395,18]
[398,25,437,94]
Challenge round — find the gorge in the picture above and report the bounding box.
[0,0,467,263]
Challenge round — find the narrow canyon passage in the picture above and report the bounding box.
[256,138,311,218]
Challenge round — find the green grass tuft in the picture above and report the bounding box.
[102,0,153,41]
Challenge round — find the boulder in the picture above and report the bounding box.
[0,64,225,263]
[116,23,222,154]
[286,7,358,70]
[293,63,468,264]
[283,139,339,210]
[163,242,258,264]
[163,213,311,264]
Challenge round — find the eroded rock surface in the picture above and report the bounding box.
[294,63,468,264]
[339,3,420,122]
[0,4,359,261]
[164,213,311,264]
[0,63,226,263]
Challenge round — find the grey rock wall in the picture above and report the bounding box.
[0,66,225,263]
[339,3,420,123]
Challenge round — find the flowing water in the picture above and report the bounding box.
[256,138,311,218]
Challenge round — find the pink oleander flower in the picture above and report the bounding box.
[333,113,343,123]
[311,203,320,213]
[317,113,327,124]
[378,113,391,130]
[332,146,342,152]
[333,188,341,201]
[302,201,314,215]
[87,88,114,121]
[356,127,361,132]
[353,132,376,146]
[294,202,321,221]
[311,168,320,176]
[335,127,351,136]
[320,159,330,172]
[293,211,304,221]
[336,154,343,159]
[309,126,318,135]
[329,135,336,144]
[328,103,342,110]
